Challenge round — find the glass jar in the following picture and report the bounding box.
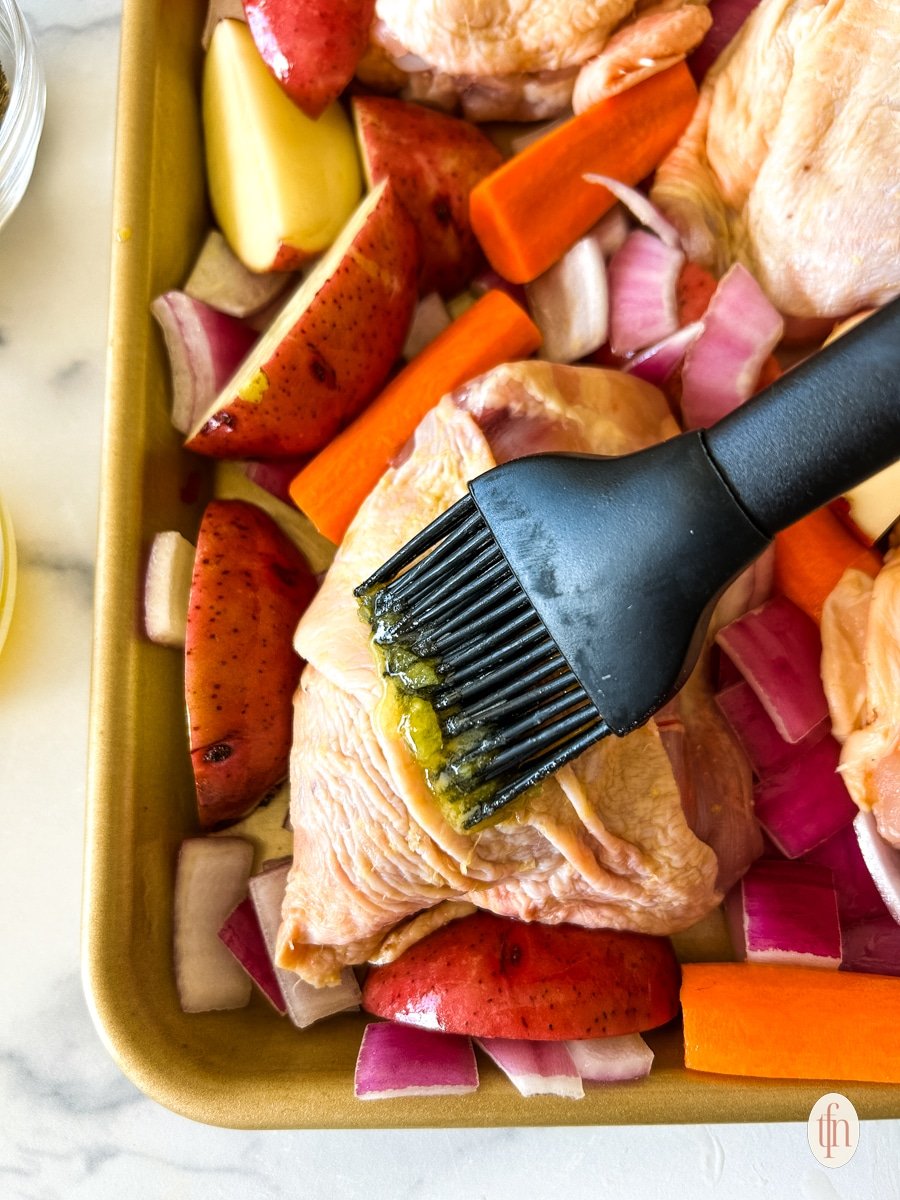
[0,0,45,231]
[0,491,15,654]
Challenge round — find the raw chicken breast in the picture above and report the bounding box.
[652,0,900,318]
[822,553,900,847]
[276,362,757,986]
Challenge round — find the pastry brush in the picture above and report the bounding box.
[356,300,900,828]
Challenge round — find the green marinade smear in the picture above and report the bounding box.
[358,587,533,832]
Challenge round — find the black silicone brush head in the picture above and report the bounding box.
[357,433,771,826]
[357,493,611,825]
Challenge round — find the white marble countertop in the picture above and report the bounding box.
[0,3,897,1196]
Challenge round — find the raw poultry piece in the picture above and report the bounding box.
[822,552,900,847]
[276,361,761,986]
[652,0,900,318]
[364,0,712,121]
[572,2,712,112]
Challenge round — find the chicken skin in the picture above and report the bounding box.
[652,0,900,318]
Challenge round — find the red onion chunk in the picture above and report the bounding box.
[584,174,681,248]
[249,865,361,1028]
[804,824,888,925]
[402,292,451,360]
[525,227,609,363]
[218,896,287,1013]
[712,546,775,632]
[608,231,684,356]
[854,812,900,924]
[243,458,309,506]
[355,1023,479,1099]
[680,263,783,429]
[754,736,858,859]
[727,858,841,967]
[174,837,254,1013]
[688,0,763,82]
[476,1038,583,1098]
[184,229,293,317]
[566,1034,653,1083]
[143,530,195,648]
[716,681,826,777]
[716,596,829,743]
[841,915,900,977]
[624,321,702,386]
[151,291,258,434]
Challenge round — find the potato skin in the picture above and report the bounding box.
[186,182,419,459]
[362,911,681,1039]
[353,96,503,297]
[185,499,317,827]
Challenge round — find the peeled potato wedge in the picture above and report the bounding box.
[203,19,361,273]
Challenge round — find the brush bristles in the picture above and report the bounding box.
[357,495,610,822]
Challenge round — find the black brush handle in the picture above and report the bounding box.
[703,298,900,537]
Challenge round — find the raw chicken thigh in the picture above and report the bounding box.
[652,0,900,318]
[276,362,761,986]
[822,552,900,848]
[364,0,712,120]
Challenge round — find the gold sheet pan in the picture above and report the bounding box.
[81,0,900,1127]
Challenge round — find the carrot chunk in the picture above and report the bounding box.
[681,962,900,1082]
[289,290,541,543]
[774,508,882,624]
[469,63,698,284]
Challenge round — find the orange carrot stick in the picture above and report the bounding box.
[774,508,882,624]
[290,290,541,543]
[469,63,698,284]
[681,962,900,1082]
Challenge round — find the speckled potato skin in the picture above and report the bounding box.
[353,96,503,297]
[185,500,317,827]
[186,182,419,459]
[361,911,681,1039]
[244,0,376,119]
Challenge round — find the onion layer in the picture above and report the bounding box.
[249,864,361,1028]
[753,736,858,859]
[716,596,830,744]
[854,812,900,924]
[354,1023,479,1099]
[680,263,783,429]
[476,1038,583,1098]
[174,838,254,1013]
[526,226,609,362]
[726,858,841,968]
[607,230,684,356]
[151,291,257,434]
[566,1034,654,1083]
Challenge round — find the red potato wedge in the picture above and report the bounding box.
[185,500,317,826]
[362,912,681,1040]
[244,0,376,119]
[185,180,419,459]
[352,96,504,297]
[203,20,362,273]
